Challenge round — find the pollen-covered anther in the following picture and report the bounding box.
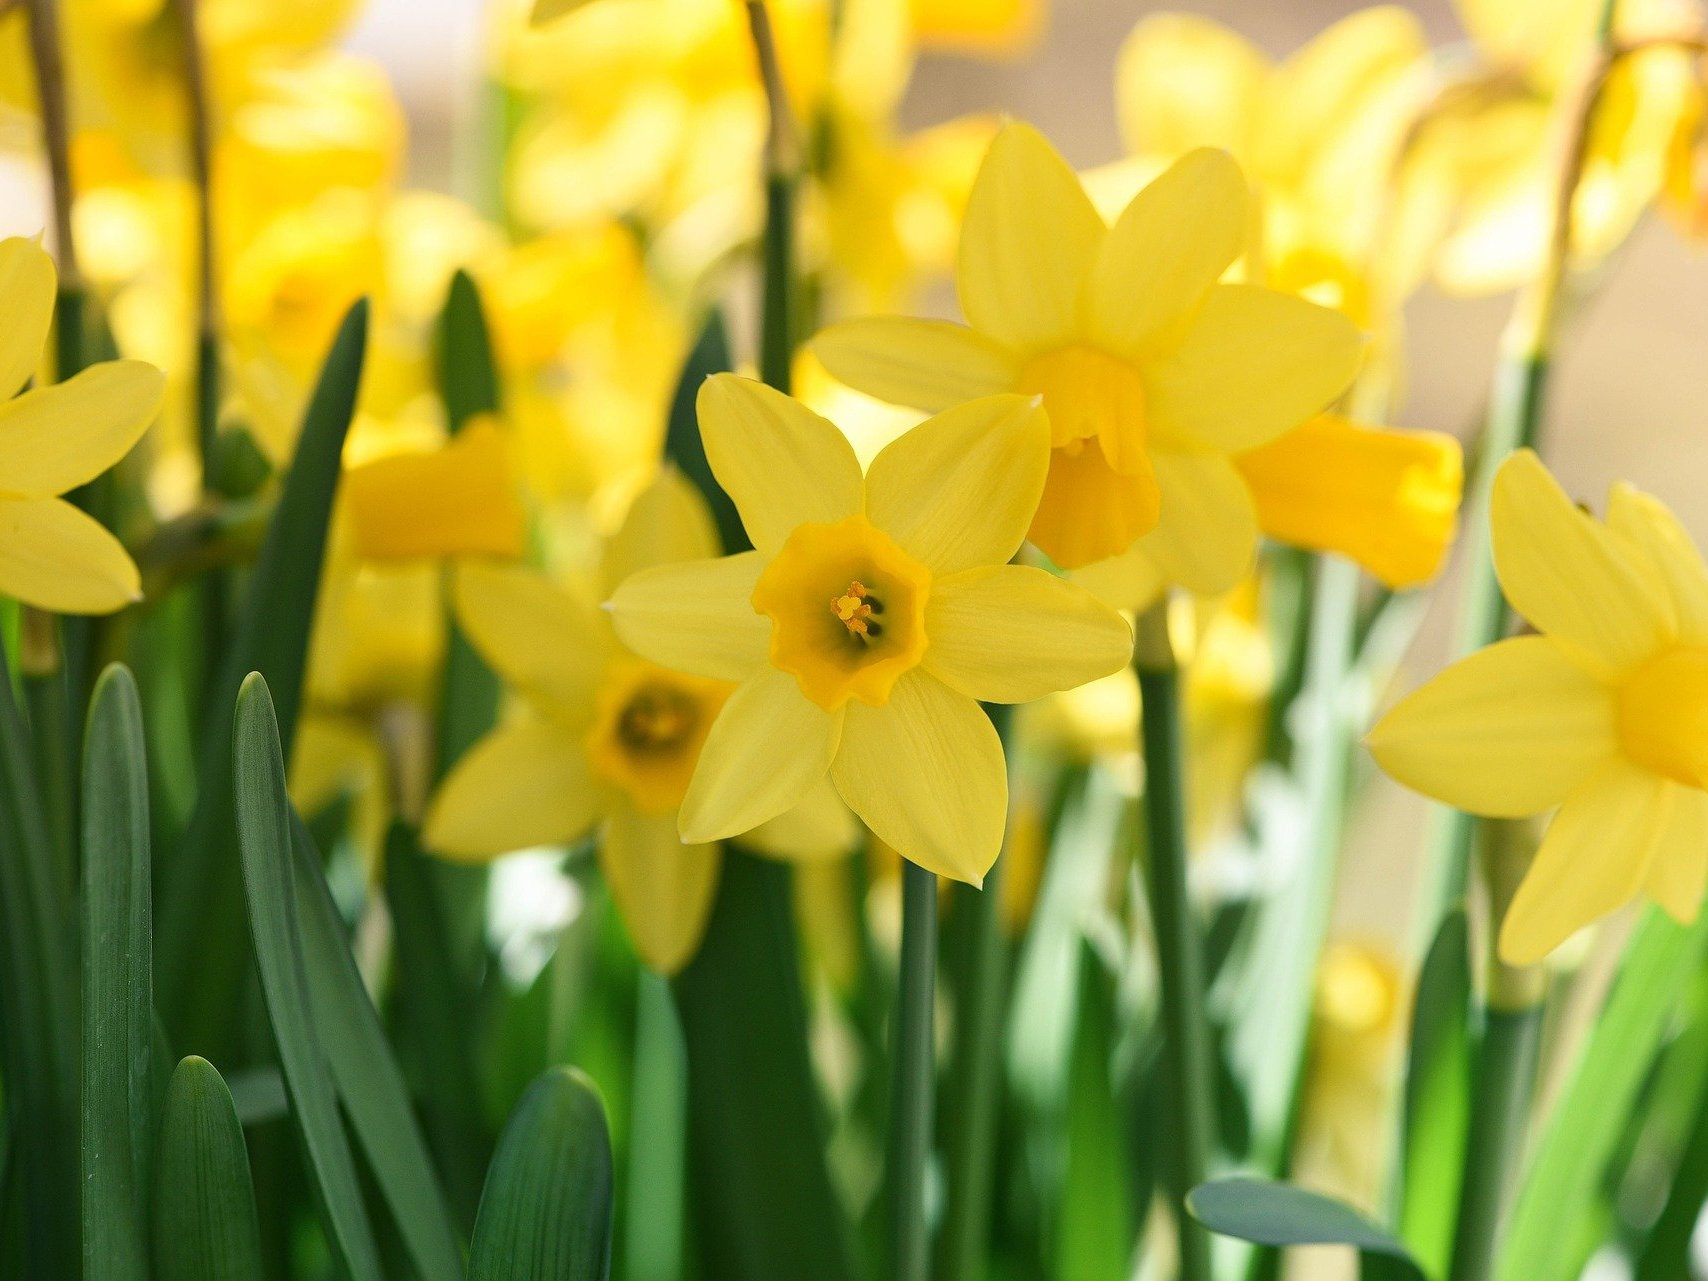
[832,580,883,638]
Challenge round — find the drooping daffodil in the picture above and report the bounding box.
[607,375,1133,884]
[1369,450,1708,964]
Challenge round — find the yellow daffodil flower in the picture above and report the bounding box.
[0,237,163,613]
[424,466,854,972]
[607,375,1132,883]
[909,0,1042,58]
[1369,449,1708,964]
[812,123,1364,592]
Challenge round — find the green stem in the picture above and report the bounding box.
[888,859,939,1281]
[743,0,800,394]
[1134,602,1215,1281]
[1634,1070,1708,1280]
[1447,1006,1542,1281]
[627,971,687,1281]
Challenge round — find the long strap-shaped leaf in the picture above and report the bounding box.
[81,665,154,1279]
[290,813,467,1281]
[158,299,368,1053]
[232,672,382,1281]
[1190,1178,1426,1281]
[469,1066,614,1281]
[1498,907,1708,1281]
[152,1056,264,1281]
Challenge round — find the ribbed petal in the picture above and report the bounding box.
[599,809,720,974]
[1606,481,1708,647]
[809,317,1020,412]
[0,237,55,401]
[607,552,771,682]
[743,777,859,863]
[0,495,141,614]
[1645,784,1708,925]
[422,718,604,859]
[0,360,164,496]
[453,563,611,720]
[1130,448,1258,596]
[600,465,721,592]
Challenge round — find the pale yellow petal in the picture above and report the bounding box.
[1115,14,1267,157]
[696,374,864,554]
[0,495,141,614]
[1499,761,1674,966]
[924,564,1132,702]
[0,360,163,496]
[342,416,526,561]
[1147,284,1365,452]
[1644,784,1708,925]
[744,776,858,863]
[1491,450,1674,677]
[678,668,842,844]
[452,563,610,718]
[864,394,1048,574]
[1089,148,1248,357]
[809,317,1020,412]
[1070,540,1166,613]
[1368,636,1616,817]
[599,810,720,974]
[0,237,55,400]
[956,121,1106,354]
[1606,482,1708,646]
[607,552,770,682]
[1129,449,1258,597]
[830,670,1006,885]
[601,465,720,592]
[421,718,604,860]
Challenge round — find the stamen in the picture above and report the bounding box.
[832,580,882,639]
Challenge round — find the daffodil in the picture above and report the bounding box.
[0,237,163,613]
[811,123,1364,593]
[607,375,1132,883]
[1368,449,1708,964]
[424,466,854,972]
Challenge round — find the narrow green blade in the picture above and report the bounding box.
[159,299,368,1051]
[232,672,382,1281]
[470,1066,614,1281]
[152,1056,264,1281]
[81,664,154,1279]
[438,268,501,433]
[291,814,468,1281]
[1190,1178,1425,1281]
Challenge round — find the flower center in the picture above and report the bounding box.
[1617,644,1708,790]
[752,515,931,711]
[1017,344,1148,469]
[586,659,731,814]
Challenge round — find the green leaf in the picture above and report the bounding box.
[438,268,501,431]
[1498,907,1708,1281]
[469,1066,614,1281]
[158,299,368,1052]
[232,671,383,1281]
[291,813,467,1281]
[1189,1178,1425,1281]
[663,311,745,554]
[0,629,77,1277]
[151,1056,264,1281]
[80,665,154,1279]
[1396,906,1471,1276]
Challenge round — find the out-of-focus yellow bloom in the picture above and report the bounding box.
[814,124,1363,587]
[1369,450,1708,964]
[424,468,854,972]
[909,0,1042,58]
[608,376,1131,883]
[0,238,163,613]
[1663,82,1708,237]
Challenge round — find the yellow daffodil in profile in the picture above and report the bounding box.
[0,237,163,614]
[423,467,852,973]
[1369,450,1708,964]
[607,375,1133,883]
[811,122,1364,588]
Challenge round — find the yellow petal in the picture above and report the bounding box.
[0,360,163,497]
[696,374,864,554]
[924,564,1132,702]
[452,563,610,718]
[1131,449,1258,597]
[0,237,55,400]
[865,394,1048,574]
[1367,636,1617,817]
[679,668,842,844]
[1236,415,1463,588]
[422,718,604,860]
[599,810,720,974]
[1148,284,1364,452]
[0,495,141,614]
[809,317,1020,412]
[607,552,771,683]
[601,464,720,592]
[342,416,527,561]
[1499,760,1673,966]
[956,121,1105,354]
[1115,14,1267,158]
[744,776,859,863]
[1069,540,1166,613]
[1089,148,1248,358]
[1491,450,1674,677]
[1028,440,1161,570]
[1606,482,1708,646]
[1644,784,1708,924]
[831,670,1006,885]
[911,0,1042,58]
